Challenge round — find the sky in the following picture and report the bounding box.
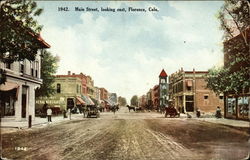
[36,1,224,101]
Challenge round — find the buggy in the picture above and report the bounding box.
[86,105,100,118]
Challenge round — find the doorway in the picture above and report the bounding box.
[22,86,28,118]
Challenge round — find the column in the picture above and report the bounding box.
[183,94,186,113]
[15,84,22,121]
[28,85,35,120]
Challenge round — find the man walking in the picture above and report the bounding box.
[47,107,52,122]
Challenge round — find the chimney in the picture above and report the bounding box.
[68,71,71,75]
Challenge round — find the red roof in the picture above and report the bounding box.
[159,69,167,77]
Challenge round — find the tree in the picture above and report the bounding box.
[206,0,250,95]
[35,51,59,98]
[118,96,127,106]
[130,95,138,106]
[0,0,43,63]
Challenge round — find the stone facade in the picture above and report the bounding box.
[36,75,83,111]
[0,39,49,121]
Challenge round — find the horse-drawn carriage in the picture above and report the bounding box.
[86,105,100,118]
[165,106,180,118]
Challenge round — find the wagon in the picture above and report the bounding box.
[165,107,180,118]
[86,105,100,118]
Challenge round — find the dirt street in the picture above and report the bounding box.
[1,107,249,160]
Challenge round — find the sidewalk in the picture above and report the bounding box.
[196,117,250,128]
[181,113,250,128]
[1,113,84,129]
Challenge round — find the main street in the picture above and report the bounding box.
[2,107,249,160]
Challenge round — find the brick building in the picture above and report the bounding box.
[152,85,159,110]
[223,28,249,120]
[100,88,108,100]
[169,68,224,113]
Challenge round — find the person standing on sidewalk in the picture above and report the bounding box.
[47,107,52,122]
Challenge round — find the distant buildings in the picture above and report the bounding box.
[0,35,50,121]
[36,71,115,112]
[140,68,224,114]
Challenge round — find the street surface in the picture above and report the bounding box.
[1,107,249,160]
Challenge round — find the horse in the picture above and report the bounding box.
[127,105,135,112]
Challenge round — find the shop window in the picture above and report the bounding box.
[227,97,236,115]
[238,96,249,117]
[57,83,61,93]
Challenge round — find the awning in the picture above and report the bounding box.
[90,97,98,105]
[186,80,193,87]
[104,99,114,106]
[76,96,86,105]
[87,96,95,105]
[81,95,95,105]
[0,82,19,91]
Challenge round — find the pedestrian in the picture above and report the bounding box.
[47,107,52,122]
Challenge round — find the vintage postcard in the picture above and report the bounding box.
[0,0,249,160]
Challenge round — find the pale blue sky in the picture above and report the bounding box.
[37,1,224,101]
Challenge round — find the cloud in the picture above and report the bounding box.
[37,1,224,101]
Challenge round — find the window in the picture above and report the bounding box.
[35,61,39,77]
[186,95,194,101]
[5,62,12,69]
[204,95,208,99]
[30,62,34,76]
[219,96,223,100]
[76,84,79,93]
[160,79,166,83]
[20,61,24,73]
[57,84,61,93]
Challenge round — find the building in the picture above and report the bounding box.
[152,85,159,110]
[146,89,153,109]
[223,28,250,120]
[169,68,224,113]
[0,35,50,121]
[100,88,108,100]
[159,69,169,107]
[36,75,86,111]
[93,86,101,105]
[86,75,95,99]
[108,93,118,105]
[138,95,147,109]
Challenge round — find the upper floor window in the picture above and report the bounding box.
[160,79,166,83]
[5,62,12,69]
[204,95,209,99]
[20,61,25,73]
[30,61,34,76]
[35,61,39,77]
[57,83,61,93]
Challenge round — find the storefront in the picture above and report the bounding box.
[0,82,19,118]
[225,94,249,120]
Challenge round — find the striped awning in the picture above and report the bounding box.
[76,96,86,105]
